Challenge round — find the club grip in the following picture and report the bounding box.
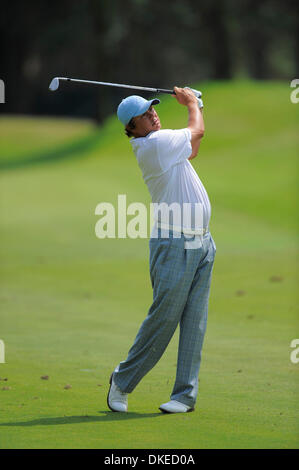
[157,88,176,95]
[156,88,202,97]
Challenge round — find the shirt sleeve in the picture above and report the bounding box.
[156,128,192,171]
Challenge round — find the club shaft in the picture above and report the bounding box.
[56,77,175,94]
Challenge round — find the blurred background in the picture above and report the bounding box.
[0,0,298,449]
[1,0,298,122]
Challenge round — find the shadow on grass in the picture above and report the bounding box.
[0,131,101,171]
[0,411,164,426]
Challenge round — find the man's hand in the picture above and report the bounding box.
[188,88,202,99]
[173,86,198,106]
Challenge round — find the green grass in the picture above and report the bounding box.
[0,115,95,160]
[0,80,298,449]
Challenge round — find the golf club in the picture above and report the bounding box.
[48,77,202,98]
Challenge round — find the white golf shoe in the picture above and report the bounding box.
[159,400,194,414]
[107,370,128,412]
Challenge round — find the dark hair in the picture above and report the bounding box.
[125,118,136,138]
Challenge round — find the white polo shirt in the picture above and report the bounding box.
[131,128,211,233]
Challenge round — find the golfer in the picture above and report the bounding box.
[107,87,216,413]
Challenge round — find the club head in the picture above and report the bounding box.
[49,77,59,91]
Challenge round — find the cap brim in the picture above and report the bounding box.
[141,98,159,114]
[122,97,161,125]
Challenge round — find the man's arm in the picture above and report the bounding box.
[187,106,204,160]
[173,86,205,160]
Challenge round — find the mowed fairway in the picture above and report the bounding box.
[0,81,298,449]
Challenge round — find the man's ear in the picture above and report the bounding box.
[125,127,134,138]
[125,118,136,138]
[128,118,136,130]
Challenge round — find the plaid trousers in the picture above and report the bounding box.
[114,229,216,407]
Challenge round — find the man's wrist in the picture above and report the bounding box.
[187,101,200,110]
[187,99,199,113]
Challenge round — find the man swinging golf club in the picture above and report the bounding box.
[107,86,216,413]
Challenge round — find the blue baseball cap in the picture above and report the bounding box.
[117,95,160,126]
